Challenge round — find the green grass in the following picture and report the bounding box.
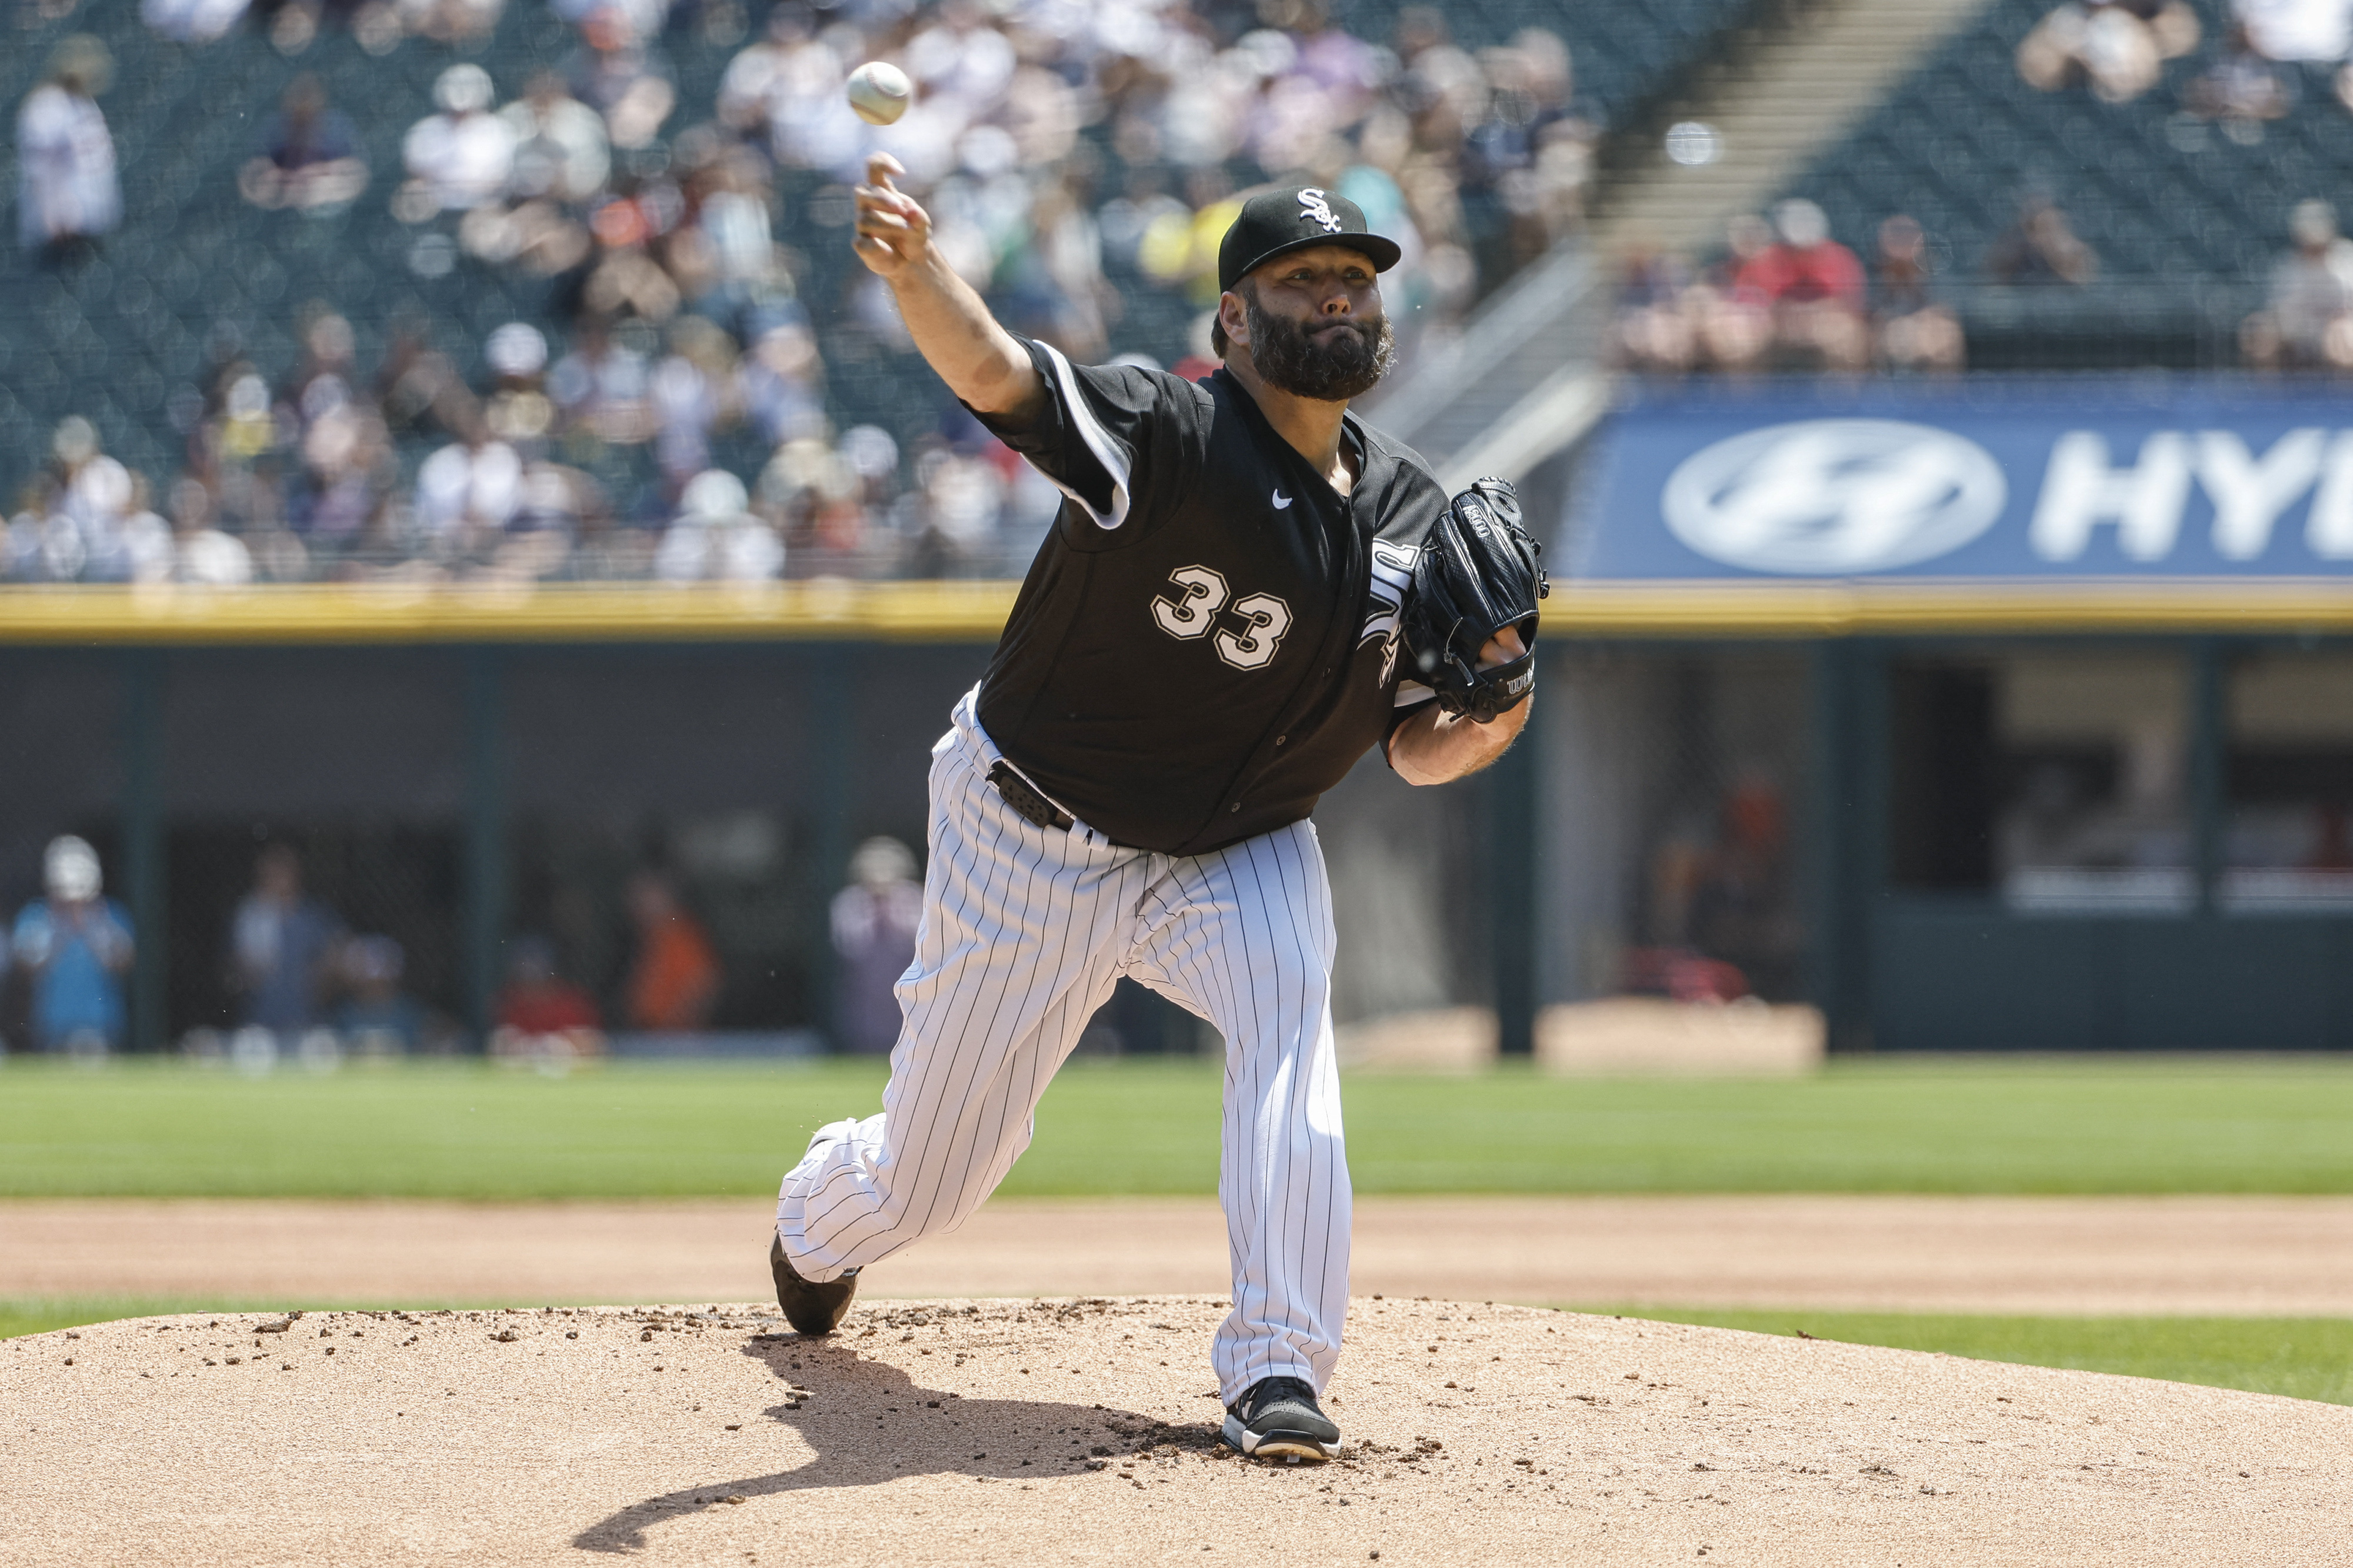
[5,1054,2353,1197]
[1601,1308,2353,1407]
[0,1296,298,1340]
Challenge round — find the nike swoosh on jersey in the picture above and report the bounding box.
[1271,490,1293,509]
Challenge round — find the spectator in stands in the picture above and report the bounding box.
[549,317,656,448]
[25,416,136,582]
[2185,21,2297,126]
[290,398,391,556]
[907,440,1008,578]
[2018,0,2201,104]
[1685,212,1774,372]
[374,318,471,443]
[2242,198,2353,369]
[579,174,685,321]
[735,317,822,442]
[241,74,369,213]
[1686,776,1801,1000]
[568,5,675,152]
[9,836,133,1055]
[1735,199,1869,372]
[230,844,343,1037]
[1872,215,1966,373]
[500,70,611,207]
[649,316,739,488]
[1010,169,1118,362]
[655,469,781,581]
[388,0,504,47]
[116,476,175,583]
[415,425,523,561]
[622,870,719,1032]
[1985,192,2101,284]
[2238,0,2353,64]
[482,322,556,452]
[1609,237,1697,375]
[754,429,862,571]
[16,36,119,263]
[142,0,251,44]
[332,935,425,1054]
[491,934,604,1058]
[165,477,255,585]
[400,64,516,216]
[666,145,788,329]
[831,836,920,1056]
[497,462,586,578]
[279,313,394,555]
[716,7,862,175]
[1451,26,1592,292]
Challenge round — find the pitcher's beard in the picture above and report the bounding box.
[1245,302,1395,402]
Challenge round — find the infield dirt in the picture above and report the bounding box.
[8,1195,2353,1313]
[5,1295,2349,1567]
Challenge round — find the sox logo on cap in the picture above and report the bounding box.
[1298,188,1342,233]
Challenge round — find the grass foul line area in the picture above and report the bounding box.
[4,1056,2353,1199]
[1589,1308,2353,1409]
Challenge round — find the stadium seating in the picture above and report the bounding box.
[1769,0,2332,363]
[1340,0,1764,128]
[0,0,1768,515]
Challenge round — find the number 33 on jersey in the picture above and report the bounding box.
[966,338,1452,856]
[1152,566,1294,670]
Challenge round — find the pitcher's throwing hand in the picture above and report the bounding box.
[851,153,931,277]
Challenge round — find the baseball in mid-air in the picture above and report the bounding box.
[846,61,911,126]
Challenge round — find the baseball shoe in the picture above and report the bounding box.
[768,1233,859,1336]
[1220,1375,1341,1463]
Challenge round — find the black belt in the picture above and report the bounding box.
[988,760,1074,833]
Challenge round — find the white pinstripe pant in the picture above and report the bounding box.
[776,690,1351,1403]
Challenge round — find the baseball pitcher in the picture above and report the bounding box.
[770,156,1545,1464]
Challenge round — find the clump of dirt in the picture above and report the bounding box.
[2,1296,2348,1566]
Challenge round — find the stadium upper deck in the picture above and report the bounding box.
[1,0,1769,593]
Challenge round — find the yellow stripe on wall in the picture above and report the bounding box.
[1,578,2351,645]
[0,581,1022,644]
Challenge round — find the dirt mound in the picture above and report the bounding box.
[2,1296,2347,1566]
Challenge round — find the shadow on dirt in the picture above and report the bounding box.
[571,1330,1221,1553]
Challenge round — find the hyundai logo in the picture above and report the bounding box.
[1661,419,2007,575]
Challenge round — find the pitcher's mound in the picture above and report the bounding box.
[3,1296,2345,1566]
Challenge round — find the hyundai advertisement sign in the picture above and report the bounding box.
[1573,381,2353,581]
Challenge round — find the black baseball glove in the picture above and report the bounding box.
[1402,476,1548,723]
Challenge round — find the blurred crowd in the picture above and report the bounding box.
[1611,200,1970,376]
[11,0,1601,583]
[0,313,1070,585]
[2017,0,2353,128]
[1614,0,2353,379]
[0,825,929,1059]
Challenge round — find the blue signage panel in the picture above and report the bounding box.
[1572,379,2353,581]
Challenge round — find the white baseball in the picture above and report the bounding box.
[846,61,911,126]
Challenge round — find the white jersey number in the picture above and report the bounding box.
[1151,565,1229,639]
[1216,593,1292,670]
[1151,566,1293,670]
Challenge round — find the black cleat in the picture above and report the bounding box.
[1220,1375,1342,1463]
[768,1233,859,1337]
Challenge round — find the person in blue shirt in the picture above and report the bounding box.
[333,935,428,1055]
[10,835,132,1052]
[230,844,342,1037]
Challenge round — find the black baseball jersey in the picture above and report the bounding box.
[971,337,1445,857]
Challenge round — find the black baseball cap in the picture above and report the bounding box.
[1217,185,1402,293]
